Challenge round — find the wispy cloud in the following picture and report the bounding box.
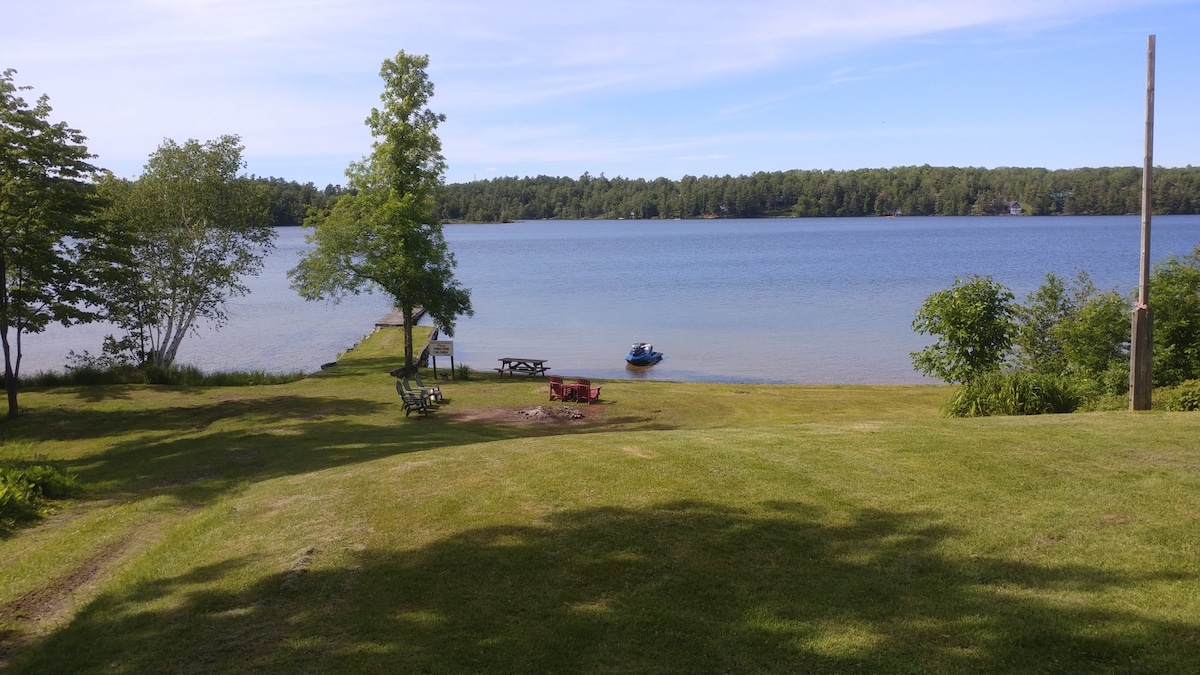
[2,0,1194,183]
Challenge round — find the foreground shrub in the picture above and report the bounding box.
[0,459,81,531]
[0,478,38,526]
[1157,379,1200,411]
[944,371,1082,417]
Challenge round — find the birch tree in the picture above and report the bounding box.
[103,136,273,367]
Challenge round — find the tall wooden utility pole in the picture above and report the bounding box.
[1130,34,1155,410]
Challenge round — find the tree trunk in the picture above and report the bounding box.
[0,262,17,418]
[402,305,415,371]
[161,306,199,367]
[1,325,17,419]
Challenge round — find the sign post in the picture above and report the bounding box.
[429,340,454,380]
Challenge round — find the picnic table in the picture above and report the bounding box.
[496,358,550,377]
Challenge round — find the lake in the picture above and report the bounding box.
[21,215,1200,384]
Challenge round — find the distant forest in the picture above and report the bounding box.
[259,165,1200,226]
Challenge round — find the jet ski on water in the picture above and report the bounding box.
[625,342,663,366]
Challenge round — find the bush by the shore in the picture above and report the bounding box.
[943,371,1083,417]
[18,365,307,388]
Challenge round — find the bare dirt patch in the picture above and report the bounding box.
[443,405,605,426]
[0,531,140,668]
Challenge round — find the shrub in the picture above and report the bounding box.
[0,478,38,526]
[141,366,172,385]
[20,365,306,388]
[1012,271,1130,390]
[22,366,132,387]
[1078,392,1128,412]
[944,371,1083,417]
[455,363,471,380]
[911,275,1016,384]
[1150,246,1200,386]
[1157,379,1200,412]
[1055,361,1129,405]
[199,370,307,386]
[0,460,80,530]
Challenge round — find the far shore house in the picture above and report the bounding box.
[1009,201,1023,216]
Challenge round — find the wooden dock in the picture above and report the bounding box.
[375,307,425,327]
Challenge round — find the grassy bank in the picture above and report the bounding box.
[1,327,1197,673]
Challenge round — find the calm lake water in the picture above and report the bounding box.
[22,215,1200,384]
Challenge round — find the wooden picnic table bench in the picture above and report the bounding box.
[496,358,550,377]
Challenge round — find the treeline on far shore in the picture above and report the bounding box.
[260,165,1200,226]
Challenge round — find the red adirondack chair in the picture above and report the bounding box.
[573,378,602,404]
[548,376,565,400]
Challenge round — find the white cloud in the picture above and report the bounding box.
[2,0,1193,184]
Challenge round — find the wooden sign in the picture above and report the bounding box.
[429,340,454,357]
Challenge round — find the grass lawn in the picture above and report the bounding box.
[1,327,1197,673]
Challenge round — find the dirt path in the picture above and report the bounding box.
[0,514,170,670]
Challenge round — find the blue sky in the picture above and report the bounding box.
[3,0,1198,187]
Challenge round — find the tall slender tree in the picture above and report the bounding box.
[290,51,472,370]
[0,70,106,418]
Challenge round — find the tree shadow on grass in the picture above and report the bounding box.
[3,394,391,443]
[10,501,1198,673]
[32,384,138,404]
[3,390,652,508]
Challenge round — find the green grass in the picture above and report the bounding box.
[0,327,1197,673]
